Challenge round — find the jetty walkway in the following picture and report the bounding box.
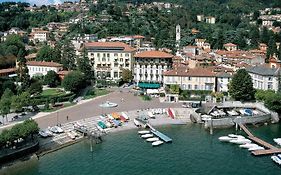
[239,124,281,156]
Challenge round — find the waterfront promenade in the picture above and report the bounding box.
[0,88,181,131]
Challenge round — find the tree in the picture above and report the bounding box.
[61,40,76,70]
[264,93,281,113]
[277,44,281,60]
[170,84,180,94]
[17,49,30,91]
[121,68,132,83]
[44,70,60,87]
[11,92,31,112]
[0,89,13,124]
[77,49,94,81]
[28,80,43,95]
[36,45,61,62]
[229,69,255,101]
[249,26,260,49]
[62,71,86,93]
[266,36,277,61]
[2,80,16,94]
[260,27,269,44]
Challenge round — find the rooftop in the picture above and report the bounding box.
[164,67,215,77]
[84,42,135,52]
[135,50,174,59]
[246,65,280,76]
[27,61,62,67]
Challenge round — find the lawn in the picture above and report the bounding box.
[41,89,66,97]
[84,88,109,100]
[41,102,75,112]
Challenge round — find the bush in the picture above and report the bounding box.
[62,71,86,93]
[142,95,152,101]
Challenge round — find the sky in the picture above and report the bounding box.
[0,0,77,6]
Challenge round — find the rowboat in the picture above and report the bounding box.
[146,137,159,142]
[152,140,164,146]
[141,134,153,138]
[138,130,150,134]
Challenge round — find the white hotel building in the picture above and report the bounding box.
[134,51,173,84]
[84,42,135,80]
[26,61,63,77]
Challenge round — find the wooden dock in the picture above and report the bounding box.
[238,124,281,156]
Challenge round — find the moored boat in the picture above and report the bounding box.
[119,115,127,122]
[271,155,281,165]
[146,137,159,142]
[230,138,251,144]
[67,132,75,140]
[228,134,245,139]
[121,112,129,120]
[141,134,153,138]
[218,136,236,142]
[248,146,265,151]
[239,143,259,149]
[152,140,164,146]
[138,130,150,134]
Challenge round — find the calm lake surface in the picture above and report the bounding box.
[5,123,281,175]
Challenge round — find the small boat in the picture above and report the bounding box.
[45,129,53,136]
[67,132,75,140]
[141,134,153,138]
[134,118,141,127]
[271,155,281,165]
[119,115,127,122]
[104,121,113,128]
[152,140,164,146]
[146,137,159,142]
[71,130,78,137]
[248,146,265,151]
[48,126,58,133]
[107,114,114,120]
[230,139,251,144]
[112,119,121,127]
[55,126,64,133]
[239,143,259,149]
[97,121,107,129]
[138,130,150,134]
[121,112,129,120]
[228,134,245,139]
[218,136,236,142]
[273,138,281,146]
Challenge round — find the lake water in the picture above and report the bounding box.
[5,123,281,175]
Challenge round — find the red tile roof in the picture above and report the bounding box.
[84,42,135,52]
[135,51,174,59]
[164,67,215,77]
[27,61,62,67]
[224,43,237,47]
[0,68,17,74]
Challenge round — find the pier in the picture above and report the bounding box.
[239,124,281,156]
[146,123,172,143]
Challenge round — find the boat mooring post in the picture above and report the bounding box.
[90,133,93,152]
[235,122,238,131]
[210,118,213,135]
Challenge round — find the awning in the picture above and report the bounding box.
[138,82,161,89]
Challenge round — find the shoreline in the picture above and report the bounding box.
[0,108,192,172]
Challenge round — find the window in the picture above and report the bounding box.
[114,72,118,78]
[102,57,106,61]
[268,77,273,81]
[114,53,118,56]
[125,53,129,57]
[97,53,100,57]
[120,58,123,62]
[107,53,110,57]
[194,85,198,90]
[188,84,191,90]
[268,82,273,90]
[188,77,192,81]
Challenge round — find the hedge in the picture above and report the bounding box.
[32,92,75,105]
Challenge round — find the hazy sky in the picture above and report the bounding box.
[0,0,77,6]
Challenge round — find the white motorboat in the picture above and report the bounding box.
[121,112,129,120]
[146,137,159,142]
[239,143,259,149]
[228,134,245,139]
[138,130,150,134]
[71,130,78,137]
[152,140,164,146]
[218,136,236,142]
[39,130,49,138]
[273,138,281,146]
[271,155,281,165]
[141,134,153,138]
[105,121,112,128]
[248,146,265,151]
[230,138,251,144]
